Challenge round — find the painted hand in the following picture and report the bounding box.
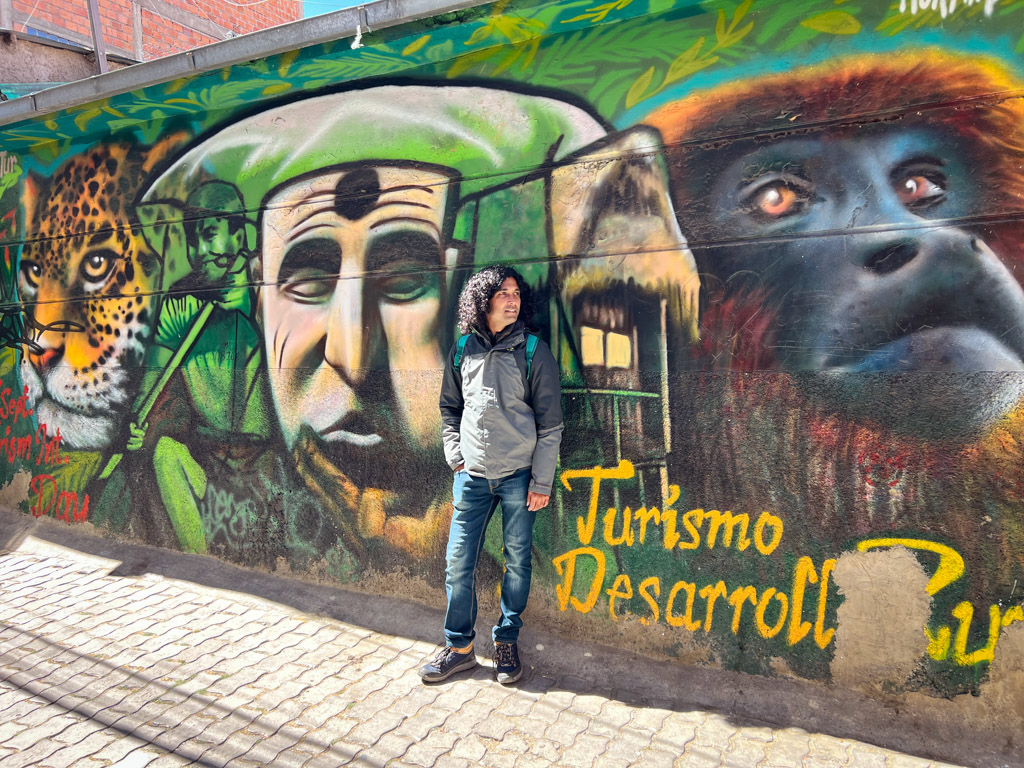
[126,421,148,451]
[527,491,549,511]
[454,463,465,473]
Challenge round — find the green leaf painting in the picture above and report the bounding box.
[3,0,1024,161]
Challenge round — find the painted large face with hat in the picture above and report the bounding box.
[137,84,623,551]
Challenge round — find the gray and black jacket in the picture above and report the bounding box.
[439,320,564,496]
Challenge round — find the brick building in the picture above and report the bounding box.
[1,0,302,63]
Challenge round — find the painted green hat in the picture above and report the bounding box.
[137,84,609,284]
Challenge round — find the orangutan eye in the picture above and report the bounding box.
[79,249,119,288]
[19,260,41,295]
[740,175,813,220]
[895,173,946,211]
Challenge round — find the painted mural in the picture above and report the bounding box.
[1,0,1023,700]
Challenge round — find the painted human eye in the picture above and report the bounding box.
[895,173,946,210]
[278,238,341,304]
[19,260,41,296]
[378,271,437,303]
[740,177,812,220]
[368,230,441,304]
[79,249,119,288]
[281,270,336,303]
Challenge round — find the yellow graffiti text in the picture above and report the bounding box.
[552,546,836,649]
[858,538,1023,666]
[563,461,783,556]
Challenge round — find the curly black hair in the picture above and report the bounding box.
[456,265,534,335]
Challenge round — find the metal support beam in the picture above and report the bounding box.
[85,0,109,74]
[0,0,485,127]
[132,1,143,61]
[135,0,231,41]
[0,0,13,31]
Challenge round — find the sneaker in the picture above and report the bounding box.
[419,646,478,683]
[493,641,523,684]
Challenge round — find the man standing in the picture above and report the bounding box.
[422,266,563,684]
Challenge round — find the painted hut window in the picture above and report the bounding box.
[580,325,632,369]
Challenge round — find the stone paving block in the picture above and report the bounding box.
[142,754,191,767]
[0,716,32,741]
[105,746,167,768]
[146,694,213,728]
[340,688,399,722]
[601,726,651,764]
[570,691,610,717]
[435,754,473,768]
[687,718,737,758]
[562,732,610,768]
[494,691,534,718]
[352,730,415,766]
[468,679,516,706]
[4,713,82,749]
[542,687,576,710]
[207,666,265,696]
[677,741,725,768]
[0,737,67,768]
[517,756,557,768]
[889,755,938,768]
[88,734,150,764]
[483,744,523,768]
[529,737,563,763]
[346,709,406,746]
[632,705,672,732]
[38,730,122,768]
[720,734,770,767]
[393,703,451,742]
[50,718,107,745]
[545,708,590,747]
[232,727,306,765]
[632,746,676,768]
[293,658,347,686]
[474,711,517,741]
[450,733,488,762]
[402,727,460,766]
[292,694,349,729]
[303,743,363,768]
[185,729,262,765]
[492,729,529,754]
[432,682,483,712]
[806,737,856,768]
[441,698,496,739]
[762,729,812,767]
[653,711,701,753]
[847,745,891,768]
[385,684,439,718]
[303,715,360,746]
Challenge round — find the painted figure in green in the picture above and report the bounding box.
[99,181,274,558]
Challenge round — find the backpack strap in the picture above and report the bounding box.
[453,333,471,369]
[524,333,539,379]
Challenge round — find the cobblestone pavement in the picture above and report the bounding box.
[0,541,969,768]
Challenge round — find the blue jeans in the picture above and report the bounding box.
[444,467,536,647]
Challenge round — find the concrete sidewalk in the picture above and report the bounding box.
[0,515,988,768]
